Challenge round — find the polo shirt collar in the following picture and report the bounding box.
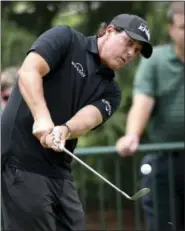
[86,35,99,54]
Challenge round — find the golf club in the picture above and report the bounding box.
[59,144,150,201]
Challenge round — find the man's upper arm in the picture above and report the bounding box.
[26,25,72,73]
[133,53,157,98]
[91,81,122,124]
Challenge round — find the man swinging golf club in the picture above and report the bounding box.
[1,14,152,231]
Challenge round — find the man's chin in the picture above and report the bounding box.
[113,63,126,71]
[106,61,127,71]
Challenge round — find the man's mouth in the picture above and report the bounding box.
[121,57,126,63]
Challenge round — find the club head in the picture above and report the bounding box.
[130,188,150,200]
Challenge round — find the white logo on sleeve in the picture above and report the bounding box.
[71,61,86,78]
[138,23,150,41]
[102,99,112,116]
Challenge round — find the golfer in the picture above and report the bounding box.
[1,14,152,231]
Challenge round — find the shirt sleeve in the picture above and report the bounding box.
[27,25,72,71]
[133,52,157,98]
[91,80,122,124]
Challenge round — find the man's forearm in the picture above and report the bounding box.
[125,103,154,140]
[18,70,51,120]
[65,105,103,139]
[125,107,149,139]
[125,94,155,139]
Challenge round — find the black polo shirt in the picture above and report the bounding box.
[1,25,121,178]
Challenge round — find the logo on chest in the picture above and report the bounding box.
[71,61,86,78]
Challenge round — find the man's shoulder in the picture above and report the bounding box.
[139,44,172,66]
[152,44,172,57]
[63,26,88,47]
[70,26,85,36]
[51,25,86,39]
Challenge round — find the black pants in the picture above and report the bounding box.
[140,152,184,231]
[2,164,85,231]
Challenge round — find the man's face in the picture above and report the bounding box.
[99,26,143,70]
[1,87,12,111]
[169,13,184,50]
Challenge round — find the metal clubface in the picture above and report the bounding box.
[128,188,150,200]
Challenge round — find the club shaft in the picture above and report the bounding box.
[62,146,130,199]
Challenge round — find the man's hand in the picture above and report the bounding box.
[44,125,70,152]
[116,135,139,157]
[32,117,55,147]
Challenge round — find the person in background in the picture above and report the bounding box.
[1,67,18,111]
[116,2,184,231]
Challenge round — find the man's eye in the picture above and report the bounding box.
[135,48,141,55]
[127,40,134,46]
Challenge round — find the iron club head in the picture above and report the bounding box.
[130,188,150,200]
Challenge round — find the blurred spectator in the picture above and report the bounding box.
[1,67,18,111]
[116,2,184,231]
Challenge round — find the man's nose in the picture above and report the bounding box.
[127,48,136,57]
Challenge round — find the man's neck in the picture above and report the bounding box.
[174,45,185,63]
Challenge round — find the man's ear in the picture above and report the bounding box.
[168,24,173,40]
[106,24,116,34]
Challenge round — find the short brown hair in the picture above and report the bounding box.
[168,1,185,23]
[96,22,124,37]
[1,66,19,92]
[96,22,108,37]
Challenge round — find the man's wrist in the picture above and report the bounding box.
[34,113,51,122]
[126,134,140,142]
[34,104,51,121]
[62,123,71,138]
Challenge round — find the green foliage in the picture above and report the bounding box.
[147,3,170,46]
[1,20,36,69]
[52,11,86,28]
